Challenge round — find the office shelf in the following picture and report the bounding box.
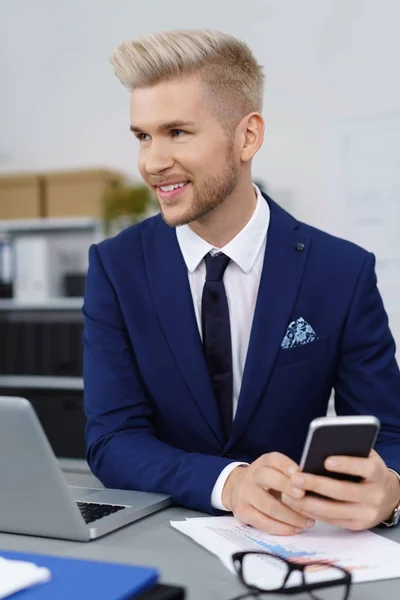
[0,216,101,234]
[0,298,83,311]
[0,375,83,390]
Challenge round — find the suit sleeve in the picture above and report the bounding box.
[83,244,233,514]
[334,252,400,473]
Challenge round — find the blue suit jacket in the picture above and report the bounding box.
[83,195,400,513]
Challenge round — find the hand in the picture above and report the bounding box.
[282,449,400,530]
[222,452,316,535]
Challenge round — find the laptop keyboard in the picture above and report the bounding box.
[77,502,126,524]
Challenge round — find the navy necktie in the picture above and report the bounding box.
[201,252,233,439]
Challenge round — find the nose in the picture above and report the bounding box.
[143,140,174,175]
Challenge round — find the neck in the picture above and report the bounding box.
[189,178,257,248]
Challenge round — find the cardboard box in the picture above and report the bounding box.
[0,173,42,219]
[44,168,123,218]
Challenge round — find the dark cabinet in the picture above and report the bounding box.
[0,387,86,458]
[0,307,86,459]
[1,313,83,377]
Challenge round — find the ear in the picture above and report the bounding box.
[239,112,264,162]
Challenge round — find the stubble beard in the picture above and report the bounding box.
[158,153,239,228]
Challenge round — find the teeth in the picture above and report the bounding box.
[160,182,187,192]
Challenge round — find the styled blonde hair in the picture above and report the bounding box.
[110,29,264,131]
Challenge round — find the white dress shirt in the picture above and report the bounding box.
[176,185,270,510]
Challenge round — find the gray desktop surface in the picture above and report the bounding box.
[1,472,400,600]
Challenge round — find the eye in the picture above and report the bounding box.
[136,133,151,142]
[171,129,186,137]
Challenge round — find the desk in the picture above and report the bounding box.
[1,472,400,600]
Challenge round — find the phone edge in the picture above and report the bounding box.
[299,415,381,471]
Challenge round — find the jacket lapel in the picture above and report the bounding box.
[227,198,311,450]
[141,218,225,445]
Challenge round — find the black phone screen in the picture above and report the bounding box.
[302,423,378,484]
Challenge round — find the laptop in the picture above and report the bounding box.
[0,396,171,541]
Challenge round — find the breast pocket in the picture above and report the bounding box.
[275,336,330,367]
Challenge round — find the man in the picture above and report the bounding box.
[83,29,400,535]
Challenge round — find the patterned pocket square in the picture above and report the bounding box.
[281,317,317,349]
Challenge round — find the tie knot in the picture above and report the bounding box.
[204,252,230,281]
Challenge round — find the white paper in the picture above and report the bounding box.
[0,557,51,599]
[171,516,400,586]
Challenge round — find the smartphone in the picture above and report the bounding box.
[299,415,380,490]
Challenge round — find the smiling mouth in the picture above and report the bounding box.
[156,181,190,202]
[157,181,189,192]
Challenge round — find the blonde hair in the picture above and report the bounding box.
[110,29,264,131]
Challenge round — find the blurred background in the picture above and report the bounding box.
[0,0,399,465]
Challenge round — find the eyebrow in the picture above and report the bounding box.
[130,120,197,134]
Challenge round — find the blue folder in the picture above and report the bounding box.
[0,550,158,599]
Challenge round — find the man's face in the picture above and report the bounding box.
[130,75,239,227]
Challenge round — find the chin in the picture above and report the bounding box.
[160,206,195,228]
[161,215,191,228]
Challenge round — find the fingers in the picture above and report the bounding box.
[255,464,300,496]
[282,492,361,521]
[289,471,370,503]
[251,488,315,531]
[258,452,300,476]
[324,454,380,481]
[282,493,381,531]
[238,504,305,536]
[280,451,395,531]
[319,517,376,531]
[230,453,315,535]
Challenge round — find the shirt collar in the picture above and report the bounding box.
[176,184,270,274]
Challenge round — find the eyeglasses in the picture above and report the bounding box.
[229,551,352,600]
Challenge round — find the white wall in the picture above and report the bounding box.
[1,0,400,342]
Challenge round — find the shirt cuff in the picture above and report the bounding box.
[211,462,249,511]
